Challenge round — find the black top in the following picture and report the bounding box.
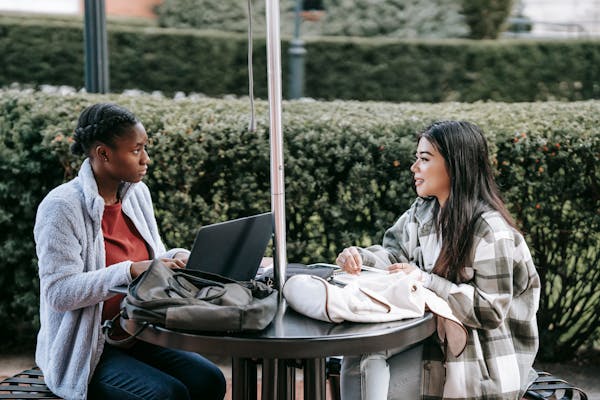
[122,303,436,359]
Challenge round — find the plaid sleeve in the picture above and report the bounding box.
[426,213,515,330]
[357,210,413,269]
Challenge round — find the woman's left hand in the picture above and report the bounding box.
[388,263,430,283]
[387,263,416,274]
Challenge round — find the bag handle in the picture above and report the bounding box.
[172,272,226,290]
[102,310,148,347]
[184,269,240,285]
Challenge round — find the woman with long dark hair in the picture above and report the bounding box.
[336,121,540,399]
[34,103,226,400]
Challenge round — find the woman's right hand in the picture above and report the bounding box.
[130,258,186,279]
[335,246,363,274]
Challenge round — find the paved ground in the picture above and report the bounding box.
[2,353,598,399]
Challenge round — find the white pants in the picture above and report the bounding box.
[340,344,423,400]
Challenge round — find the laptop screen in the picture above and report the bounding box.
[186,212,273,281]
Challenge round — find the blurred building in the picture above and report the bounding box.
[518,0,600,37]
[0,0,162,19]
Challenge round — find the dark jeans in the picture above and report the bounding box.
[88,341,226,400]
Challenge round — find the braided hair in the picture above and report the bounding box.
[71,103,139,156]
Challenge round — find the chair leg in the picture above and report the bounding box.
[326,357,342,400]
[328,374,341,400]
[303,358,327,400]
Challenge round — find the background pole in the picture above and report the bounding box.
[84,0,109,93]
[288,0,306,99]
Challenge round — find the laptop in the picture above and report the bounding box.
[186,212,273,281]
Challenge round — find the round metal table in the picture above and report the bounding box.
[122,302,436,400]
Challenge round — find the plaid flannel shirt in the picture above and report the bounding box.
[359,197,540,399]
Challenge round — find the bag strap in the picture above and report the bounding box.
[172,272,226,291]
[184,269,239,285]
[101,310,148,347]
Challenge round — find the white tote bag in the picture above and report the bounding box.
[283,273,467,357]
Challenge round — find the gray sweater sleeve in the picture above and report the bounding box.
[35,196,131,313]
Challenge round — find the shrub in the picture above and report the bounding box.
[0,90,598,361]
[318,0,467,38]
[156,0,267,33]
[155,0,468,38]
[2,14,600,102]
[496,125,600,360]
[0,14,263,98]
[462,0,514,39]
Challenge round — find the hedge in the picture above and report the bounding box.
[0,89,598,361]
[461,0,513,39]
[1,14,600,102]
[156,0,469,39]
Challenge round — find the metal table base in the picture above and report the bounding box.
[122,303,435,400]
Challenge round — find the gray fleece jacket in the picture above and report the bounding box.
[34,159,188,400]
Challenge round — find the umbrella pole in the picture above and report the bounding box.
[265,0,287,297]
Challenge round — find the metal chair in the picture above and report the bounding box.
[0,367,62,399]
[325,361,589,400]
[524,370,588,400]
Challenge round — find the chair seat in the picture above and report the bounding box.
[524,370,588,400]
[0,368,62,400]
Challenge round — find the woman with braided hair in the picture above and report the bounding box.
[34,103,226,400]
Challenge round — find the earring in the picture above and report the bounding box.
[104,156,109,162]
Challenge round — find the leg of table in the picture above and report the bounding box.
[262,359,278,400]
[261,359,296,400]
[280,360,296,400]
[232,357,257,400]
[303,358,326,400]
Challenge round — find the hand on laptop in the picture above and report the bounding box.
[130,258,186,279]
[173,251,189,265]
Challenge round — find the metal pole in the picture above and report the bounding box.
[266,0,287,296]
[303,358,327,400]
[288,0,306,99]
[84,0,109,93]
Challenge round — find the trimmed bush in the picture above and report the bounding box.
[0,90,598,361]
[156,0,267,33]
[156,0,468,39]
[497,127,600,360]
[316,0,467,38]
[462,0,514,39]
[0,14,265,98]
[1,14,600,102]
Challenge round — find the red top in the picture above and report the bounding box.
[102,202,150,339]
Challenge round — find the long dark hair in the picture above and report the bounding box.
[419,121,516,283]
[71,103,138,156]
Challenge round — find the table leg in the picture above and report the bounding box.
[232,357,257,400]
[280,360,296,400]
[261,359,296,400]
[262,359,278,400]
[303,358,326,400]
